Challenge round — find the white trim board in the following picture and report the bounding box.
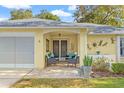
[89,54,116,61]
[15,64,34,68]
[0,32,35,37]
[42,29,81,34]
[0,27,88,29]
[0,64,15,68]
[0,64,34,68]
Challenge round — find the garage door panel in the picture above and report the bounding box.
[0,37,15,67]
[0,37,15,52]
[16,53,34,64]
[15,37,34,67]
[0,53,15,64]
[16,37,34,52]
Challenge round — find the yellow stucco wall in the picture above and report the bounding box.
[0,28,46,69]
[0,28,119,68]
[87,35,116,55]
[0,28,83,69]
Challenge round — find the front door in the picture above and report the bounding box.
[53,40,67,60]
[61,40,67,57]
[53,40,59,58]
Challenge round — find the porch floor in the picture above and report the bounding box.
[47,61,80,67]
[24,66,82,78]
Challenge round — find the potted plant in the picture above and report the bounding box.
[96,51,100,55]
[79,56,93,78]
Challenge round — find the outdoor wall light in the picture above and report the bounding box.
[58,33,61,37]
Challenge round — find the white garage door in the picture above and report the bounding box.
[0,34,34,68]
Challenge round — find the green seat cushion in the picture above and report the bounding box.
[50,53,54,58]
[67,52,76,59]
[46,52,54,58]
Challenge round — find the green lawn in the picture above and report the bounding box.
[11,78,124,88]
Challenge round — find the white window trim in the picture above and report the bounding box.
[116,36,124,61]
[117,36,120,61]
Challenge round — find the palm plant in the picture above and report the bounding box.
[83,56,93,66]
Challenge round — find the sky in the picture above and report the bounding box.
[0,5,77,22]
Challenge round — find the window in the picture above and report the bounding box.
[120,38,124,56]
[46,39,49,52]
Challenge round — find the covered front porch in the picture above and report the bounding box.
[35,28,88,69]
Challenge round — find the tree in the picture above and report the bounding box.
[74,5,124,27]
[35,10,60,21]
[10,9,33,20]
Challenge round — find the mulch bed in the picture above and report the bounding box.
[91,71,124,78]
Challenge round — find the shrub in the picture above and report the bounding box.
[112,63,124,74]
[92,57,110,72]
[83,56,93,66]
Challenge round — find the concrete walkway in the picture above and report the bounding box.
[0,67,82,87]
[25,66,81,78]
[0,69,32,88]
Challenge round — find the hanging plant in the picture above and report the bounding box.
[98,40,103,46]
[96,50,100,55]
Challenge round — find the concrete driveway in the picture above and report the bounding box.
[0,69,32,88]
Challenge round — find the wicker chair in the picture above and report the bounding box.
[45,52,58,66]
[66,52,79,67]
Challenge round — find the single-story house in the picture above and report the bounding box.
[0,18,123,69]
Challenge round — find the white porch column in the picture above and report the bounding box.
[35,31,45,69]
[79,29,88,66]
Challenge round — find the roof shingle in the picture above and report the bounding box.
[0,18,123,34]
